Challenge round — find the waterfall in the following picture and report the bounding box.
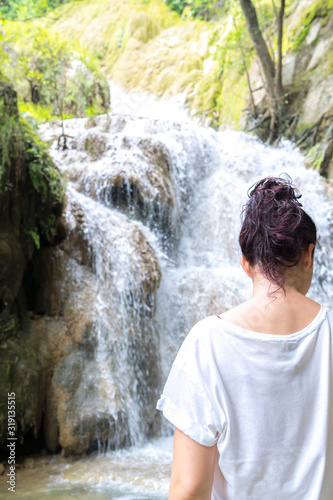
[40,112,333,455]
[157,132,333,379]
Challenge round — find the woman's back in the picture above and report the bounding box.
[159,307,333,499]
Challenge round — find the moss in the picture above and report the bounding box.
[305,142,326,170]
[126,12,160,44]
[295,121,316,137]
[217,75,248,130]
[0,80,64,311]
[289,0,333,51]
[188,75,221,126]
[84,133,107,160]
[0,334,42,444]
[0,107,22,192]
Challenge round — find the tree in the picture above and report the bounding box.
[0,0,71,20]
[238,0,285,143]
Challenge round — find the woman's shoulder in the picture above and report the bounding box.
[184,315,221,343]
[176,316,224,357]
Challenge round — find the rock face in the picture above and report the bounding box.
[46,192,162,455]
[21,180,162,455]
[0,80,64,453]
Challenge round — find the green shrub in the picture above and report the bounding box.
[0,23,110,123]
[165,0,224,20]
[0,0,74,20]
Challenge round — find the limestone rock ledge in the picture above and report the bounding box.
[27,189,162,456]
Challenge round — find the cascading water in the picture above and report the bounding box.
[39,112,222,458]
[7,100,332,499]
[157,132,333,381]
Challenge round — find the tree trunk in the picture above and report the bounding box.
[239,0,276,99]
[276,0,285,95]
[239,0,285,143]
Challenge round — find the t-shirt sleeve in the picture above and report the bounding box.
[157,322,225,446]
[156,363,221,446]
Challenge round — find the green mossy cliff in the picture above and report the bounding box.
[0,79,64,451]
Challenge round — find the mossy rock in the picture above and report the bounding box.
[0,333,44,448]
[289,0,333,52]
[0,80,65,451]
[84,132,107,160]
[126,12,160,44]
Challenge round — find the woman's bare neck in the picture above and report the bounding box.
[219,291,321,336]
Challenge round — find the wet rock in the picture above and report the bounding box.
[0,233,25,315]
[46,199,162,454]
[23,458,35,469]
[305,122,333,178]
[40,118,177,238]
[20,178,163,456]
[298,76,333,128]
[84,132,107,161]
[0,80,65,450]
[43,382,59,453]
[60,197,93,268]
[0,335,44,442]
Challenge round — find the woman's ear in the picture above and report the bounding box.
[303,243,315,269]
[240,255,252,278]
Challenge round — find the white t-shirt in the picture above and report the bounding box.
[157,306,333,499]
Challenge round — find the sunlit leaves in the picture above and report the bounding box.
[0,0,71,20]
[165,0,225,20]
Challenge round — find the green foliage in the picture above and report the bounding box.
[27,230,40,249]
[0,0,73,20]
[165,0,186,14]
[0,100,23,192]
[0,89,64,247]
[165,0,225,20]
[19,102,55,124]
[24,122,65,207]
[0,22,110,123]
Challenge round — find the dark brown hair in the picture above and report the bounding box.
[239,176,317,290]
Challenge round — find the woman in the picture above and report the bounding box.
[157,177,333,499]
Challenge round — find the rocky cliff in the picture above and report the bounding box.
[0,80,64,455]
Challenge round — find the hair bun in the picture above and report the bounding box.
[239,175,317,292]
[249,176,302,205]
